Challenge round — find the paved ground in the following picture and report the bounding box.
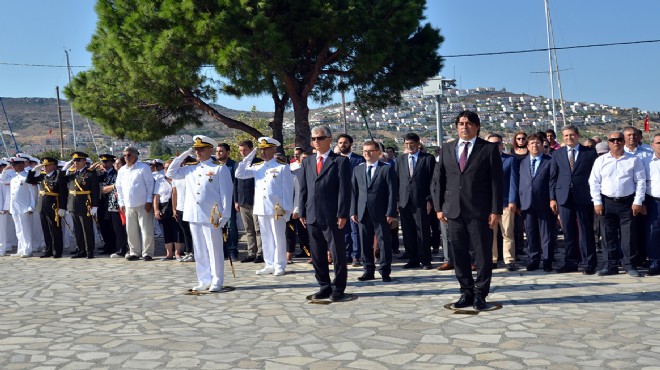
[1,241,660,370]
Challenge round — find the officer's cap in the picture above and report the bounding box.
[257,136,281,149]
[152,159,164,166]
[10,156,28,163]
[0,159,7,166]
[100,154,116,162]
[58,160,67,167]
[192,135,217,149]
[71,152,89,160]
[41,157,58,166]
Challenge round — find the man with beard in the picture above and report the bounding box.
[336,134,365,266]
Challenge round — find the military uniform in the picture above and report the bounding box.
[7,157,38,257]
[0,159,17,256]
[167,135,233,291]
[64,152,100,258]
[235,137,294,275]
[25,157,68,258]
[97,154,117,254]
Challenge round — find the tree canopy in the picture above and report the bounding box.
[66,0,443,147]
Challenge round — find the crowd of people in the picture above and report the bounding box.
[1,110,658,309]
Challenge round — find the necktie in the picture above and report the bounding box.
[316,156,323,175]
[459,142,470,172]
[408,155,415,177]
[531,158,537,177]
[367,165,373,185]
[569,148,575,172]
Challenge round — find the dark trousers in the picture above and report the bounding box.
[344,219,360,259]
[448,215,493,297]
[390,224,400,253]
[358,209,392,276]
[645,196,660,262]
[400,203,431,266]
[429,211,441,250]
[308,222,347,295]
[40,210,63,257]
[109,211,128,255]
[175,210,194,254]
[523,207,554,266]
[286,218,310,254]
[72,212,94,257]
[97,202,115,252]
[634,213,647,265]
[227,207,238,252]
[559,195,597,268]
[602,196,636,271]
[159,202,179,244]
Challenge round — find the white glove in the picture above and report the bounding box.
[31,164,44,173]
[90,207,98,216]
[62,160,74,172]
[219,217,230,228]
[58,209,66,217]
[184,147,195,157]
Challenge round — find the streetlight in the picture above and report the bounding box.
[423,76,456,147]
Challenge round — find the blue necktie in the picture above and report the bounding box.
[531,158,537,177]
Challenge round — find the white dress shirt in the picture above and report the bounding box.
[566,144,580,163]
[116,161,155,208]
[643,154,660,198]
[154,176,173,203]
[172,177,186,212]
[589,152,646,206]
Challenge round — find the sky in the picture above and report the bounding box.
[1,0,659,113]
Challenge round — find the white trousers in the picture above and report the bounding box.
[125,206,155,257]
[12,212,33,255]
[189,222,224,286]
[257,214,287,272]
[0,213,15,254]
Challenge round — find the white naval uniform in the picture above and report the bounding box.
[0,169,17,255]
[9,169,37,256]
[167,155,233,287]
[235,150,294,273]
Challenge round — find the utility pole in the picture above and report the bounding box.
[423,75,456,147]
[56,87,65,158]
[341,90,348,134]
[64,49,77,150]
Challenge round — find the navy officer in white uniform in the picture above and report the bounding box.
[6,157,37,257]
[167,135,233,292]
[235,137,294,276]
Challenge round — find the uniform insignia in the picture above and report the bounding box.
[276,157,287,164]
[206,170,214,182]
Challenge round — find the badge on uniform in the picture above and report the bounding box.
[271,169,279,179]
[206,170,214,182]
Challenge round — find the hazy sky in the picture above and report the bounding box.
[1,0,659,112]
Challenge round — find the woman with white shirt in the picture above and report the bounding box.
[154,160,180,260]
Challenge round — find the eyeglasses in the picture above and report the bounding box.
[362,150,380,154]
[543,146,549,149]
[608,138,624,143]
[123,154,133,157]
[311,136,328,142]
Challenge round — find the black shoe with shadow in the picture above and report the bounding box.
[381,275,392,282]
[240,255,256,263]
[556,265,578,273]
[582,266,596,275]
[453,293,474,309]
[310,290,332,300]
[357,273,375,281]
[402,262,421,269]
[526,262,540,271]
[473,295,487,311]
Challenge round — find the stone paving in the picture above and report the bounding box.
[1,243,660,369]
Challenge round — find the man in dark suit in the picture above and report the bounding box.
[216,143,238,260]
[549,125,599,274]
[26,157,68,258]
[337,133,365,266]
[234,140,264,263]
[514,133,555,272]
[433,110,502,311]
[64,152,100,259]
[300,125,352,301]
[396,132,436,269]
[350,140,398,282]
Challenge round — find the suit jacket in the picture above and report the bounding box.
[549,145,598,206]
[515,154,553,212]
[26,169,68,213]
[433,137,503,219]
[65,167,100,214]
[396,151,435,208]
[501,153,519,207]
[347,153,366,172]
[351,161,398,222]
[233,157,263,206]
[299,151,351,225]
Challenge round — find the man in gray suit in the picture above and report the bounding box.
[350,141,398,282]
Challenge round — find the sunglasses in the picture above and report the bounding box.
[311,136,328,142]
[516,137,526,141]
[73,158,85,162]
[608,138,624,143]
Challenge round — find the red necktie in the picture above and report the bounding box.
[316,156,323,175]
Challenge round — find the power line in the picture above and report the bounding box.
[0,62,87,68]
[444,39,660,58]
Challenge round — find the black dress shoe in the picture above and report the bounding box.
[40,254,53,258]
[526,262,539,271]
[398,253,410,260]
[473,295,487,311]
[505,263,517,272]
[597,267,619,276]
[381,275,392,282]
[453,293,474,308]
[422,264,432,270]
[556,265,578,273]
[310,290,332,300]
[143,256,153,261]
[86,255,94,259]
[357,273,375,281]
[402,262,421,269]
[254,256,264,263]
[71,254,87,259]
[647,266,660,276]
[241,255,256,263]
[53,255,62,259]
[582,266,596,275]
[543,264,553,272]
[330,292,346,301]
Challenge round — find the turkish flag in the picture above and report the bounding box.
[48,128,52,135]
[644,114,650,132]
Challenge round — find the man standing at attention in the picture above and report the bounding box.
[300,125,352,301]
[167,135,233,292]
[549,126,599,275]
[235,137,294,276]
[115,146,155,261]
[216,143,239,261]
[433,110,502,311]
[336,133,365,266]
[234,139,264,264]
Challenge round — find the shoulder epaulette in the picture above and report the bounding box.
[185,160,199,166]
[276,158,287,165]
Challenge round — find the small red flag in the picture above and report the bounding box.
[48,128,52,135]
[644,114,650,132]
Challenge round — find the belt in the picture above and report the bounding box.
[39,191,59,196]
[602,194,634,202]
[70,190,91,196]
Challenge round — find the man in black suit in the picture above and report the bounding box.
[299,125,352,301]
[549,125,599,274]
[25,157,68,258]
[433,110,502,311]
[514,133,555,272]
[350,141,398,282]
[337,134,365,266]
[396,133,436,269]
[234,140,264,263]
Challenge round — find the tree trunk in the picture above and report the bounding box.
[292,99,311,152]
[269,87,289,154]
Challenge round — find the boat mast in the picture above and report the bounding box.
[544,0,558,133]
